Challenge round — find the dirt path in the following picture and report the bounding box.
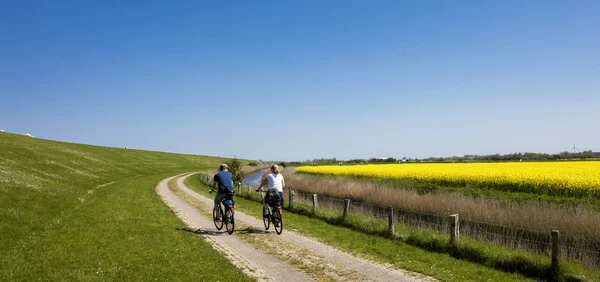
[157,173,433,282]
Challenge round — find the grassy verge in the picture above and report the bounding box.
[185,174,559,282]
[0,132,251,281]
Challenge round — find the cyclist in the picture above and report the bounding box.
[212,164,234,220]
[256,164,285,214]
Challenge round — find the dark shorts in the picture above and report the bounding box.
[214,193,227,204]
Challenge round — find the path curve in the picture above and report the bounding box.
[158,173,433,282]
[157,174,311,281]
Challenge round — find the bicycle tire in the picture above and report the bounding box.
[273,208,283,235]
[213,205,224,230]
[263,206,270,230]
[225,206,235,234]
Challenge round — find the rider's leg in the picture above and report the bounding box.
[262,198,270,215]
[214,193,226,218]
[278,191,284,207]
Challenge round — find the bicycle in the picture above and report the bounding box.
[210,189,235,235]
[259,189,283,235]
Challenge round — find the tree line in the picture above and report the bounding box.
[292,150,598,165]
[432,150,597,162]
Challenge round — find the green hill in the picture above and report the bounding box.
[0,132,250,281]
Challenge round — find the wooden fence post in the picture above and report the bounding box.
[343,199,351,217]
[552,230,561,271]
[449,214,459,244]
[312,194,318,213]
[388,206,394,236]
[289,190,294,207]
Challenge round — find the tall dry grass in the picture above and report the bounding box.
[286,171,600,268]
[286,172,600,239]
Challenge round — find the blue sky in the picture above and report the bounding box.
[1,0,599,161]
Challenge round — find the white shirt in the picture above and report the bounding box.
[267,173,284,192]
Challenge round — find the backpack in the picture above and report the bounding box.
[265,188,281,207]
[224,186,235,197]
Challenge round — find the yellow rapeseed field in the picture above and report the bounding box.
[296,162,600,196]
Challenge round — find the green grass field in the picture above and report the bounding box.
[0,132,251,281]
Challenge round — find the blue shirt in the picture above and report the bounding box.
[214,171,234,194]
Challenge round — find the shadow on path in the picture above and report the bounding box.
[177,227,224,236]
[176,226,272,236]
[236,226,271,235]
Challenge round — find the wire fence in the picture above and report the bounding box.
[286,186,600,270]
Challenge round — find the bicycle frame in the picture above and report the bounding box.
[222,197,235,234]
[211,190,235,234]
[260,190,283,234]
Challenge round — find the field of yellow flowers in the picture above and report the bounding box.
[296,162,600,197]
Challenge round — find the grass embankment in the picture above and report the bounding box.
[0,132,251,281]
[185,174,571,282]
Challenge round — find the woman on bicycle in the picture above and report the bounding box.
[256,164,285,212]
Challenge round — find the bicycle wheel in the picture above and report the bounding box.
[263,206,270,230]
[225,206,235,235]
[273,207,283,235]
[213,205,223,230]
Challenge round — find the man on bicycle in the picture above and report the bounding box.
[212,164,234,221]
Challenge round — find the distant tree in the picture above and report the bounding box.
[582,150,594,160]
[226,158,244,185]
[278,162,287,169]
[248,161,259,166]
[558,151,571,160]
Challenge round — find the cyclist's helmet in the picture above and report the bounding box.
[219,163,229,171]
